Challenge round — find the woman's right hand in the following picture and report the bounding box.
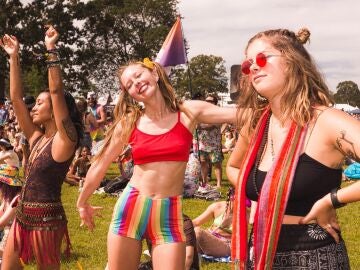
[299,194,340,243]
[78,204,103,231]
[44,25,59,50]
[0,34,19,57]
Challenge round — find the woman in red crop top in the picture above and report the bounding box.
[227,27,360,269]
[1,26,83,269]
[76,58,236,270]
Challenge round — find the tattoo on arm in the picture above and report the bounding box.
[336,130,360,162]
[62,117,78,143]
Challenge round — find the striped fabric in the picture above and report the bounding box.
[0,164,22,186]
[110,184,185,245]
[231,108,307,269]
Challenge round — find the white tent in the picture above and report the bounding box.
[333,104,358,112]
[111,95,119,105]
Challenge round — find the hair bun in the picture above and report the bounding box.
[296,28,311,44]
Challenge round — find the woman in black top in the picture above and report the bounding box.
[227,27,360,269]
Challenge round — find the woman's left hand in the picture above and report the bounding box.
[78,204,103,231]
[299,194,340,243]
[44,25,59,50]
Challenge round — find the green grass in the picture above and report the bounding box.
[23,160,360,269]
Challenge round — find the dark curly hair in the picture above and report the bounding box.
[0,182,21,202]
[42,89,84,147]
[225,187,235,214]
[64,91,84,147]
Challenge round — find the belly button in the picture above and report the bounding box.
[149,193,156,198]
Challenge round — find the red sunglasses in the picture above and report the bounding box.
[241,53,280,75]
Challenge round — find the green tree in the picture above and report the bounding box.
[23,65,47,96]
[1,0,81,95]
[19,0,82,93]
[171,54,228,99]
[0,0,24,99]
[334,81,360,108]
[73,0,179,94]
[1,0,178,96]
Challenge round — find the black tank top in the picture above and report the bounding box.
[22,137,73,203]
[246,153,342,216]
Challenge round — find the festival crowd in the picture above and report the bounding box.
[0,24,359,270]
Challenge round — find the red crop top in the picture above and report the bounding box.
[129,111,193,165]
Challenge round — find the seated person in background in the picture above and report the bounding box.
[138,214,199,270]
[183,149,201,198]
[65,146,91,186]
[0,139,22,257]
[0,138,20,176]
[222,130,236,153]
[12,132,23,162]
[0,187,21,258]
[192,187,234,258]
[117,145,133,180]
[183,214,200,270]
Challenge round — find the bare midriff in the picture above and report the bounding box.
[129,161,187,199]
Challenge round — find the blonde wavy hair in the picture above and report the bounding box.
[93,61,180,161]
[237,28,334,137]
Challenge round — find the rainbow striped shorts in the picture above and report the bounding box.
[110,184,185,245]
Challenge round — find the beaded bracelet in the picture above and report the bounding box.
[46,59,61,64]
[47,48,59,53]
[330,188,347,209]
[47,61,61,68]
[46,52,59,60]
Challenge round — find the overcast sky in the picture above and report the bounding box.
[177,0,360,92]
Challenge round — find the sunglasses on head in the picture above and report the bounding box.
[241,52,280,75]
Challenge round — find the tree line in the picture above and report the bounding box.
[1,1,358,105]
[0,0,228,100]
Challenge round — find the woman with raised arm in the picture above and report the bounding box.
[76,58,236,270]
[192,187,234,258]
[0,26,82,270]
[226,28,360,269]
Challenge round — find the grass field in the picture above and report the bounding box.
[23,161,360,269]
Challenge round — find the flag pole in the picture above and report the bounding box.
[186,60,193,98]
[179,16,193,98]
[179,18,202,181]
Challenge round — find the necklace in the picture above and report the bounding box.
[25,134,55,178]
[269,115,275,161]
[252,115,271,196]
[20,133,56,206]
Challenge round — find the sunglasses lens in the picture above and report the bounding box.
[241,60,251,75]
[256,53,267,67]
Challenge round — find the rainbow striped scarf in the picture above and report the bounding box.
[231,108,307,269]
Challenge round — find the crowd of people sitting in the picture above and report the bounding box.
[0,88,359,267]
[0,26,360,270]
[0,89,239,267]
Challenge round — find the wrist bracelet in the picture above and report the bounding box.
[45,52,60,61]
[46,59,61,64]
[47,60,61,68]
[330,188,347,209]
[47,48,58,53]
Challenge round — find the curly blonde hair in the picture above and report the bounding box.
[93,61,180,161]
[236,28,334,137]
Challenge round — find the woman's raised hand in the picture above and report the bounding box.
[0,34,19,57]
[44,25,59,50]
